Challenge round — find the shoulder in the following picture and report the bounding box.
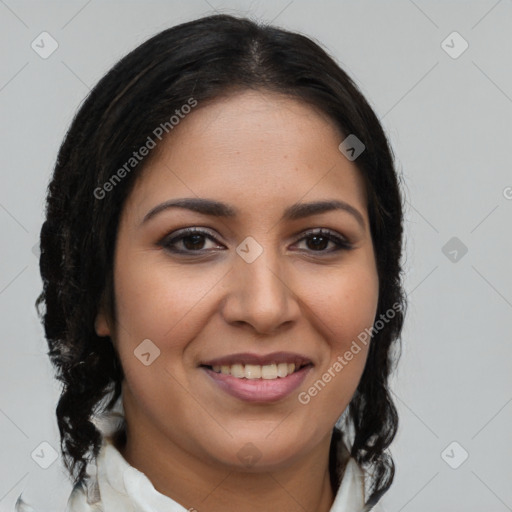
[330,427,388,512]
[14,493,36,512]
[64,480,103,512]
[14,481,102,512]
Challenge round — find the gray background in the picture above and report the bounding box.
[1,1,511,511]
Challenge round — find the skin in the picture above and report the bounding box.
[95,89,379,511]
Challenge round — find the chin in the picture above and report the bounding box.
[205,434,309,473]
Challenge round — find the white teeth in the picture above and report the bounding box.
[245,364,262,379]
[277,363,289,378]
[230,364,245,378]
[261,363,277,380]
[209,362,299,379]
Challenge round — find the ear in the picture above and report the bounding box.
[95,308,112,337]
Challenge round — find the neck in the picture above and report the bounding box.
[116,419,338,512]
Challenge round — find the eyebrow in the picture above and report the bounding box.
[141,197,366,229]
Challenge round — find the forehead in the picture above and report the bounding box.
[127,90,368,224]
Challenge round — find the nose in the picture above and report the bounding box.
[220,245,301,335]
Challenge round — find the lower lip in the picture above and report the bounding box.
[202,365,312,403]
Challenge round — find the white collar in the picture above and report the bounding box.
[14,397,383,512]
[65,431,375,512]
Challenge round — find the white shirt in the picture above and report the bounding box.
[15,407,385,512]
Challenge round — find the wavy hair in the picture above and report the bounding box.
[37,13,407,508]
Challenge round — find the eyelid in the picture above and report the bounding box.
[298,228,351,245]
[159,226,354,256]
[159,227,224,250]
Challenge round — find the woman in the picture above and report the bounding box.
[16,13,406,512]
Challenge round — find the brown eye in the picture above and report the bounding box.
[160,227,353,257]
[180,233,207,251]
[160,228,224,255]
[294,229,353,254]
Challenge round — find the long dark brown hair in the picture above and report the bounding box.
[37,13,406,508]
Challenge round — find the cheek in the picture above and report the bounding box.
[305,261,378,382]
[309,262,379,348]
[297,270,377,421]
[113,246,379,352]
[110,256,218,415]
[112,252,227,355]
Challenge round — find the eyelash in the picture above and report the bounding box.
[159,227,353,256]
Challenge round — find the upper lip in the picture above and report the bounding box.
[200,351,313,368]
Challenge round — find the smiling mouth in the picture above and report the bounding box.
[200,362,312,380]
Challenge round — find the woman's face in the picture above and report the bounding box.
[96,89,379,471]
